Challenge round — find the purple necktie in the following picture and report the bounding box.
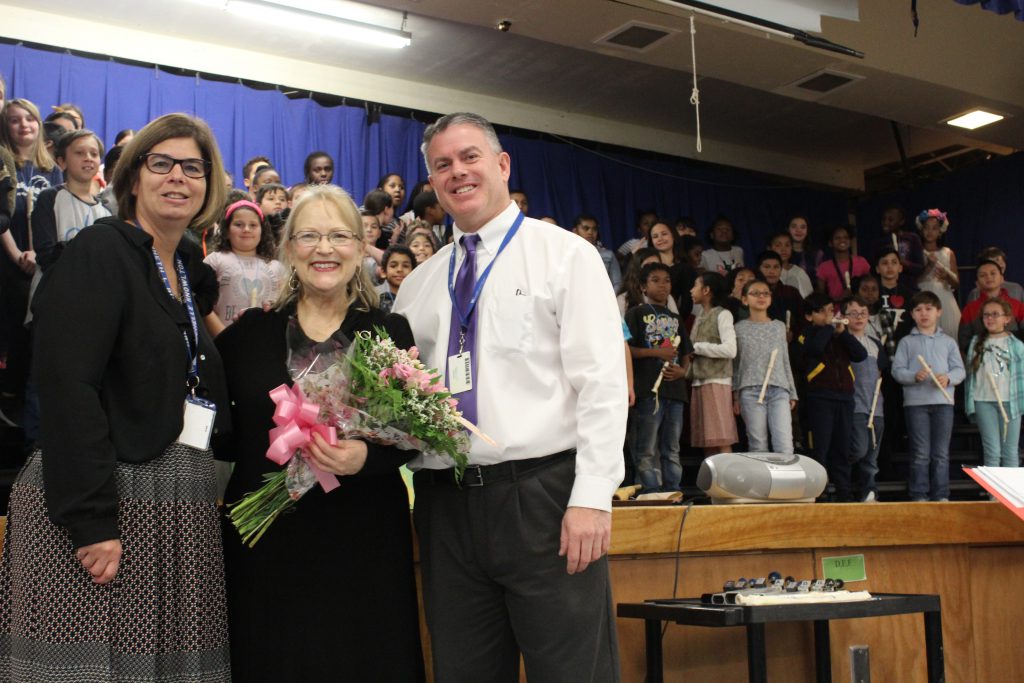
[447,234,481,424]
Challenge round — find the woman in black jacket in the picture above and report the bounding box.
[0,113,231,682]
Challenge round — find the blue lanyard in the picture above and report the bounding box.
[447,211,524,331]
[151,246,201,390]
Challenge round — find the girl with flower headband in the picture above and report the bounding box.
[916,208,961,338]
[204,198,287,336]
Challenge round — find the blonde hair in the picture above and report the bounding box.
[275,184,379,312]
[111,113,226,233]
[1,99,56,171]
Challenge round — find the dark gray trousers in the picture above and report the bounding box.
[413,454,620,683]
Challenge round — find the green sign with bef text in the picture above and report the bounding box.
[821,554,866,582]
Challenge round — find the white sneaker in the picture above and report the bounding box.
[862,491,877,503]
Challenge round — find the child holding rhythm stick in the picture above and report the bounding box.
[965,298,1024,468]
[892,291,966,501]
[844,296,889,502]
[688,271,737,456]
[797,293,867,501]
[626,262,693,492]
[733,280,797,454]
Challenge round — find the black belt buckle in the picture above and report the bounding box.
[463,465,485,487]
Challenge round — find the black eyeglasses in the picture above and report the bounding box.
[140,153,211,179]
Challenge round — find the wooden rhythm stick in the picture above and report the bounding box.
[891,232,899,252]
[844,271,851,290]
[249,287,259,309]
[651,335,682,413]
[986,370,1011,440]
[785,310,791,331]
[917,354,953,403]
[757,349,779,404]
[867,376,883,449]
[831,317,850,326]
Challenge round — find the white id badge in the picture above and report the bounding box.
[448,352,473,394]
[177,396,217,450]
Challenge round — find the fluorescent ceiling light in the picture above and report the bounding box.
[945,109,1004,130]
[223,0,411,48]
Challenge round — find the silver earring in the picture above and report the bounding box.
[288,268,299,292]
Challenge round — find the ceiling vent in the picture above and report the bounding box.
[774,68,864,101]
[595,21,677,52]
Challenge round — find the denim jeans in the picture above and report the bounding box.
[738,386,793,454]
[905,404,954,500]
[974,401,1022,468]
[631,396,684,492]
[850,413,883,501]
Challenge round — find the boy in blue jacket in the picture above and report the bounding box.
[891,291,966,501]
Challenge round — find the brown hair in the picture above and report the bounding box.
[274,184,378,312]
[111,113,226,233]
[969,298,1013,375]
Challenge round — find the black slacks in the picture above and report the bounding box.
[413,453,620,683]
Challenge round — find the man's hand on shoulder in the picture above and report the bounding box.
[559,506,611,575]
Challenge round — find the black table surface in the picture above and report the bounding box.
[617,593,941,627]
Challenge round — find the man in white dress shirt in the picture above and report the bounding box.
[394,112,626,682]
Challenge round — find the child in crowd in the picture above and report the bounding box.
[916,209,960,338]
[854,274,889,348]
[965,298,1024,468]
[625,262,693,492]
[411,190,447,244]
[797,293,867,501]
[250,166,281,196]
[769,231,814,297]
[816,225,869,301]
[680,235,704,273]
[406,231,437,265]
[892,291,965,501]
[733,280,797,454]
[31,130,110,273]
[289,182,310,206]
[363,189,395,249]
[757,250,803,336]
[877,206,924,289]
[875,247,916,339]
[725,267,756,322]
[617,248,679,317]
[361,210,385,285]
[204,200,287,336]
[573,213,622,292]
[241,155,271,193]
[959,259,1024,352]
[843,296,888,502]
[375,245,415,314]
[700,217,744,275]
[688,272,737,455]
[256,182,290,240]
[966,247,1024,303]
[787,215,822,282]
[257,182,288,218]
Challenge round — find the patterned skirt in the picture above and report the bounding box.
[0,445,230,683]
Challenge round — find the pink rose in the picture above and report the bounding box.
[408,346,420,360]
[390,363,414,380]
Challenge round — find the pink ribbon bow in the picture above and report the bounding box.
[266,383,340,493]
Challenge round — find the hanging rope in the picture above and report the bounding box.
[688,15,702,153]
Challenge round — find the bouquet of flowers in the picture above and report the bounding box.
[228,326,472,547]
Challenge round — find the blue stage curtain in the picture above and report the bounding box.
[0,41,851,252]
[954,0,1024,21]
[855,151,1024,295]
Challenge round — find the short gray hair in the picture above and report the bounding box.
[420,112,503,172]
